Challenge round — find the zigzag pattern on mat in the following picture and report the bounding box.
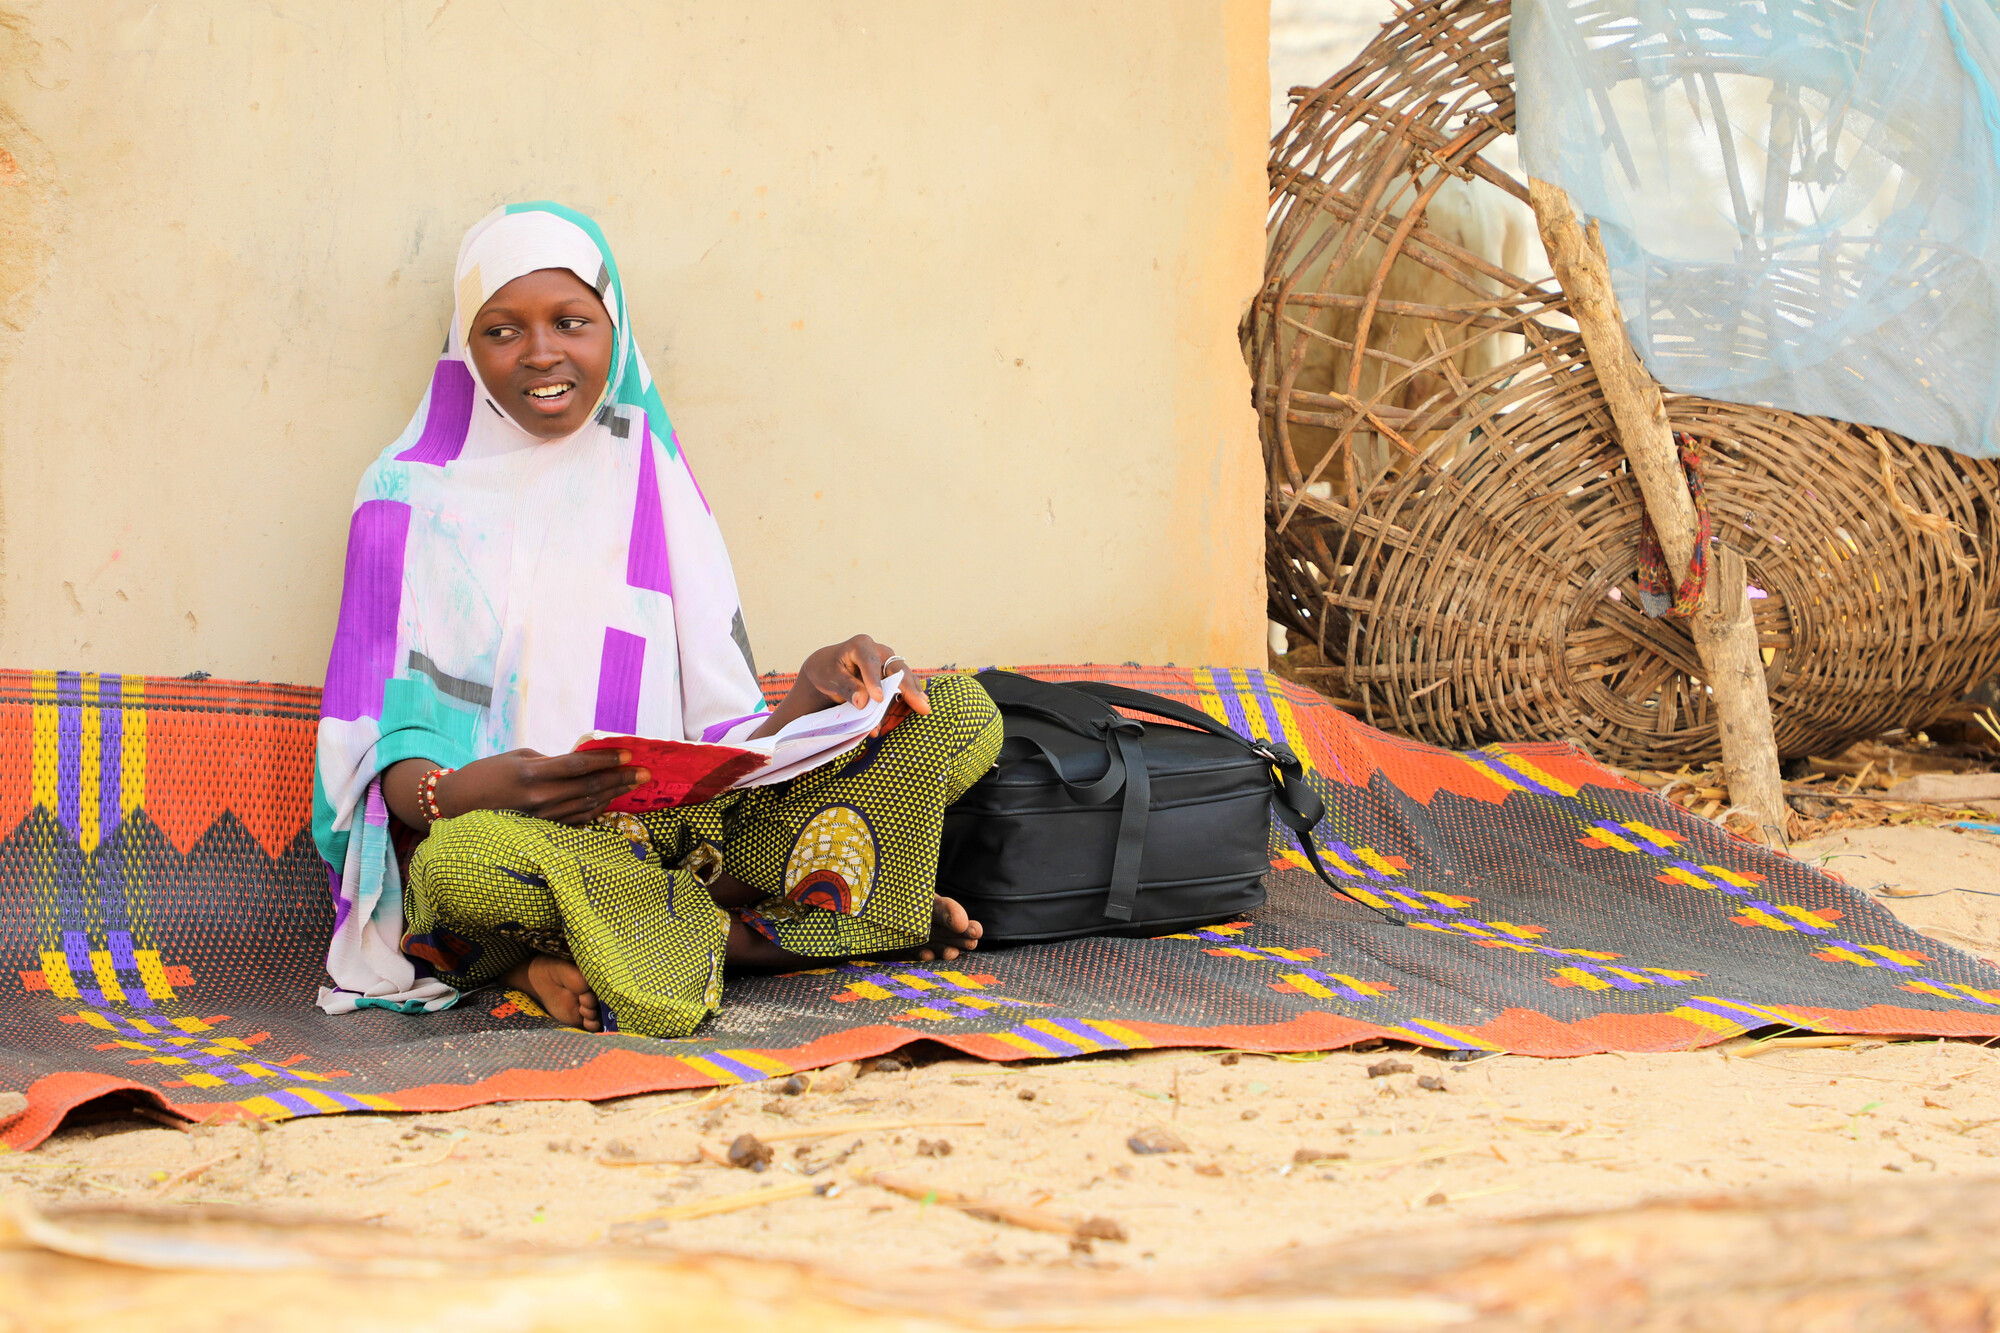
[4,665,1998,1149]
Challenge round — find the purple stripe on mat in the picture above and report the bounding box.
[1244,670,1289,746]
[62,930,106,1006]
[594,628,646,734]
[627,416,673,595]
[322,500,412,722]
[394,360,476,466]
[107,930,152,1011]
[1205,667,1256,746]
[56,672,81,834]
[1476,749,1566,799]
[1043,1015,1124,1047]
[1008,1024,1082,1057]
[699,711,767,743]
[695,1051,764,1082]
[98,675,123,842]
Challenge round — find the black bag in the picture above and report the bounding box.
[939,670,1346,945]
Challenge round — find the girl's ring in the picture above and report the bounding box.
[884,655,908,671]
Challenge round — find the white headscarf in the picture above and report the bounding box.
[310,203,767,1014]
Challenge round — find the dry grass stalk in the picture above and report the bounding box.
[753,1118,985,1144]
[854,1170,1127,1242]
[614,1178,825,1225]
[1344,1140,1488,1172]
[150,1150,242,1194]
[1725,1034,1896,1058]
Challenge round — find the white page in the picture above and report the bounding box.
[732,671,905,788]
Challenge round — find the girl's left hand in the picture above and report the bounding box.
[794,634,930,716]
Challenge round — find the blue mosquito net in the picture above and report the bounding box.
[1513,0,2000,459]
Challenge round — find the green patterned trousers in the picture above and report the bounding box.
[400,672,1002,1036]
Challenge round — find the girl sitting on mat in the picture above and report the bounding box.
[310,202,1001,1036]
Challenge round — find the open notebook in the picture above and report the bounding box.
[574,672,910,813]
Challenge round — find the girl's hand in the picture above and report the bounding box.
[793,634,930,715]
[420,749,649,826]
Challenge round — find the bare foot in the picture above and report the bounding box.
[725,895,983,969]
[503,953,602,1032]
[913,894,982,963]
[724,914,810,971]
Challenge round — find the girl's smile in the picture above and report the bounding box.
[467,266,613,440]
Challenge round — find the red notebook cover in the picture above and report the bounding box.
[574,735,771,813]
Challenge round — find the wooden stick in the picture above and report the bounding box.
[615,1178,822,1225]
[1781,788,1945,805]
[151,1149,242,1194]
[1528,178,1787,839]
[752,1118,984,1144]
[854,1170,1126,1241]
[1727,1034,1897,1057]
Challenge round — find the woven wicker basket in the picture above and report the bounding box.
[1246,0,2000,769]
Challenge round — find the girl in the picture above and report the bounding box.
[312,203,1001,1036]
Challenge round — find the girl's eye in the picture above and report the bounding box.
[558,317,588,331]
[483,325,516,339]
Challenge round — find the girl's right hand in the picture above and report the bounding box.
[435,748,649,826]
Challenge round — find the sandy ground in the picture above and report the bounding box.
[10,823,2000,1275]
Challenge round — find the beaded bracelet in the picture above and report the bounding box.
[417,766,456,824]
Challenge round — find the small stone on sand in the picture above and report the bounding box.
[1293,1147,1349,1164]
[1127,1126,1188,1155]
[727,1133,774,1171]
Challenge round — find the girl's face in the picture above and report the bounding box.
[468,267,614,440]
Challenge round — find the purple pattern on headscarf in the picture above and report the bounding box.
[627,415,673,594]
[330,866,352,931]
[322,500,412,722]
[700,712,767,743]
[594,628,646,734]
[674,432,712,513]
[395,360,477,466]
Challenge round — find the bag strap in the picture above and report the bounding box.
[1102,726,1149,923]
[977,671,1149,922]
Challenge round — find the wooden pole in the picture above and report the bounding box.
[1528,178,1788,840]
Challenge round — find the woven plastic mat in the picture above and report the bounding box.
[5,665,1998,1149]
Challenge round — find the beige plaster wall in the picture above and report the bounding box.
[0,0,1268,685]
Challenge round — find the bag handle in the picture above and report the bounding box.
[1067,681,1246,740]
[1002,732,1128,804]
[976,670,1121,737]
